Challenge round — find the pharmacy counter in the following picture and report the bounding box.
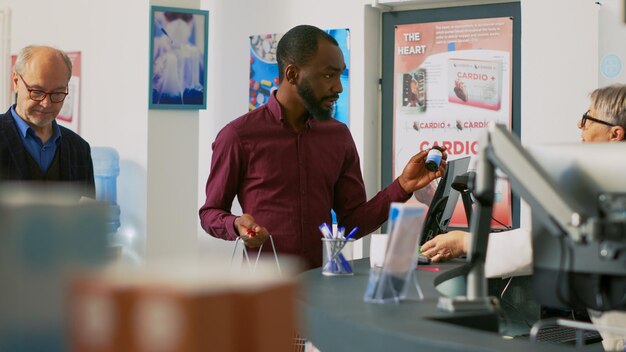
[296,258,600,352]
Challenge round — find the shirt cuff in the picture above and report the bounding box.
[225,215,239,240]
[389,178,413,202]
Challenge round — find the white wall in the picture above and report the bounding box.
[599,0,626,85]
[520,0,599,147]
[0,8,10,109]
[5,0,619,261]
[518,0,599,227]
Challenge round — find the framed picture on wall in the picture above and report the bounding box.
[149,6,208,110]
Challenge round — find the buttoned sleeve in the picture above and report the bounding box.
[199,124,245,240]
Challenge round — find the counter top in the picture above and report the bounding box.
[296,258,600,352]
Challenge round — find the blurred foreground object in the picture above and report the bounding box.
[69,258,300,352]
[0,184,109,352]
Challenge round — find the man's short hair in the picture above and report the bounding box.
[590,84,626,130]
[14,45,73,81]
[276,25,339,82]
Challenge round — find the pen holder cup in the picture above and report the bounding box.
[322,238,355,276]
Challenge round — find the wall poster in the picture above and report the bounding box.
[393,17,514,228]
[248,28,350,126]
[58,51,81,132]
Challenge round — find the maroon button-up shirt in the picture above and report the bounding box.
[199,92,411,269]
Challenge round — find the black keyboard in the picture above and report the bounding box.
[516,325,603,345]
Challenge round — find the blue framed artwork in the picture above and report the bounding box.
[248,28,350,125]
[149,6,208,110]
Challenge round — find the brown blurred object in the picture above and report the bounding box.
[68,262,298,352]
[68,276,136,352]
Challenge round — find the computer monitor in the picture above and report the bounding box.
[420,156,471,245]
[527,142,626,311]
[442,125,626,314]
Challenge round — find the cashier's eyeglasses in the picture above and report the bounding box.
[580,110,616,129]
[19,75,68,103]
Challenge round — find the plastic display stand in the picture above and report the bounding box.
[364,203,427,303]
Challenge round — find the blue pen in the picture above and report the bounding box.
[345,226,359,240]
[324,244,352,273]
[336,227,358,273]
[319,223,333,239]
[323,223,333,237]
[338,253,352,273]
[322,248,352,273]
[320,223,340,272]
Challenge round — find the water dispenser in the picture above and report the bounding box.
[91,147,121,234]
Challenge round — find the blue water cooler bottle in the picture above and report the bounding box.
[91,147,121,235]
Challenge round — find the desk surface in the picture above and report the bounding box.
[296,258,601,352]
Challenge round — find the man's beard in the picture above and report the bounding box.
[297,78,337,121]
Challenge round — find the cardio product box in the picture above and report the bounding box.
[447,58,502,111]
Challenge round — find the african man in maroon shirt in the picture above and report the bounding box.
[199,25,446,270]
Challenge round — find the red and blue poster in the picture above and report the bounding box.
[393,18,513,228]
[249,28,350,125]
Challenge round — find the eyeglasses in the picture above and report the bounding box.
[18,75,68,103]
[580,110,616,129]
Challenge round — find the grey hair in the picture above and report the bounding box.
[590,84,626,129]
[13,45,73,80]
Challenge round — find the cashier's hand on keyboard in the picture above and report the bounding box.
[235,214,269,248]
[421,230,469,262]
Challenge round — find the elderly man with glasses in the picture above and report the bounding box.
[0,45,94,198]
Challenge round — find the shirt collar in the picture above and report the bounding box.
[10,105,30,138]
[267,90,315,129]
[10,105,62,144]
